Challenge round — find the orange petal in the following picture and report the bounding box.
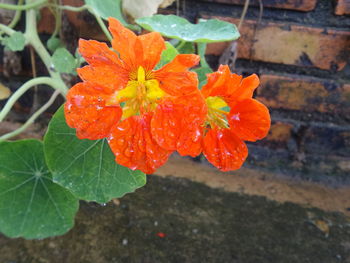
[151,91,206,157]
[202,128,248,171]
[156,71,199,96]
[156,54,200,73]
[138,32,166,71]
[78,65,128,93]
[108,113,172,174]
[229,99,271,142]
[78,39,122,67]
[201,65,242,100]
[232,74,260,102]
[65,82,122,140]
[108,17,138,70]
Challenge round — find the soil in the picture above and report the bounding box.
[1,175,350,263]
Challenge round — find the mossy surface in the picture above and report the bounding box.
[1,175,349,263]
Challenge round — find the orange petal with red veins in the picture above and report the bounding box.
[138,32,166,71]
[78,65,128,93]
[65,82,122,140]
[108,17,138,70]
[203,128,248,171]
[229,99,271,142]
[201,65,242,100]
[108,113,172,174]
[157,71,198,96]
[151,92,206,157]
[232,74,260,102]
[78,39,122,67]
[156,54,200,73]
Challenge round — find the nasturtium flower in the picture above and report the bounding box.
[186,65,271,171]
[65,17,205,174]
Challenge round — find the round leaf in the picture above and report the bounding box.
[136,15,240,43]
[52,48,76,74]
[2,31,26,51]
[44,107,147,203]
[0,140,79,239]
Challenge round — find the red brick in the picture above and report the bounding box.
[256,74,350,115]
[38,0,107,41]
[200,0,317,12]
[264,121,294,149]
[205,17,350,71]
[335,0,350,15]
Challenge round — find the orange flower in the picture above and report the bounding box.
[188,65,271,171]
[65,18,204,174]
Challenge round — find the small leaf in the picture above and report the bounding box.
[52,48,76,74]
[136,15,240,43]
[85,0,129,26]
[2,32,26,51]
[0,82,11,100]
[156,42,178,69]
[193,67,213,88]
[0,140,79,239]
[47,37,63,53]
[44,107,147,203]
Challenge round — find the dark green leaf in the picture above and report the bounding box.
[176,41,195,54]
[52,48,76,74]
[47,37,63,53]
[193,66,213,88]
[44,107,146,203]
[136,15,240,43]
[2,32,26,51]
[0,140,79,239]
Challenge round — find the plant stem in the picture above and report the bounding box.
[0,0,46,10]
[176,41,186,51]
[8,0,25,28]
[86,6,112,41]
[24,0,68,94]
[0,23,16,35]
[0,90,60,141]
[0,77,62,122]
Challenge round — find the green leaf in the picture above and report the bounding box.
[176,41,195,54]
[193,66,213,88]
[136,15,240,43]
[85,0,129,27]
[52,48,76,74]
[44,107,147,203]
[156,42,179,69]
[0,140,79,239]
[2,32,26,51]
[47,37,63,53]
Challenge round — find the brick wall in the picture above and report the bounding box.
[2,0,350,184]
[192,0,350,184]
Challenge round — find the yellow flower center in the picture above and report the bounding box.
[205,96,229,129]
[108,66,165,119]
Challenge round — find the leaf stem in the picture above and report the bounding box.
[0,0,47,10]
[86,6,112,41]
[176,41,187,51]
[8,0,25,28]
[0,23,16,35]
[0,77,62,122]
[24,0,68,94]
[0,90,60,141]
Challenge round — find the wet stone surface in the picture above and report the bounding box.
[1,175,350,263]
